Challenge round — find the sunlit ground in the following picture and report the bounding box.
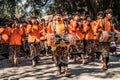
[0,52,120,80]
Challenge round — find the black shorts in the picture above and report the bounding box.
[56,60,68,67]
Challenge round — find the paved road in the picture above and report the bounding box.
[0,53,120,80]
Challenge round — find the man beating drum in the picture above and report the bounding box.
[68,14,85,64]
[91,11,103,62]
[25,16,42,67]
[47,10,72,76]
[9,18,23,66]
[97,9,120,70]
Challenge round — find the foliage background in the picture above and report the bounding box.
[0,0,120,27]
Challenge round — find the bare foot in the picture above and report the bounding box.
[55,71,61,76]
[32,60,36,67]
[32,64,36,67]
[64,72,71,77]
[102,66,108,71]
[82,60,85,64]
[45,52,49,57]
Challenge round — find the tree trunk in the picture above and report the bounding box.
[85,0,97,19]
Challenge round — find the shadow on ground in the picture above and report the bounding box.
[0,54,120,80]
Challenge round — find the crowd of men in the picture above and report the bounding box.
[0,8,119,76]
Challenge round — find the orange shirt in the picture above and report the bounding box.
[9,27,23,45]
[92,19,102,33]
[83,21,94,40]
[68,21,77,34]
[103,18,120,34]
[104,18,111,32]
[26,24,41,42]
[47,21,65,34]
[76,22,85,40]
[0,27,4,44]
[91,19,102,40]
[0,27,4,34]
[1,26,11,43]
[47,20,67,47]
[68,21,84,40]
[39,25,48,40]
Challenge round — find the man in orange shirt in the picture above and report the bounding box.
[47,11,70,76]
[99,9,120,70]
[0,26,4,42]
[9,19,23,66]
[84,15,94,40]
[91,11,103,61]
[68,14,85,64]
[92,11,103,40]
[0,26,4,54]
[68,15,78,62]
[39,18,49,57]
[26,17,41,43]
[83,15,95,60]
[19,21,30,57]
[0,23,11,57]
[26,17,42,67]
[1,23,11,43]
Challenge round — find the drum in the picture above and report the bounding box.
[110,42,116,53]
[62,34,76,45]
[47,33,55,46]
[47,33,76,46]
[98,31,115,42]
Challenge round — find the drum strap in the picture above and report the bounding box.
[52,21,68,34]
[64,21,68,33]
[52,21,56,33]
[0,35,1,41]
[102,19,105,30]
[102,19,113,31]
